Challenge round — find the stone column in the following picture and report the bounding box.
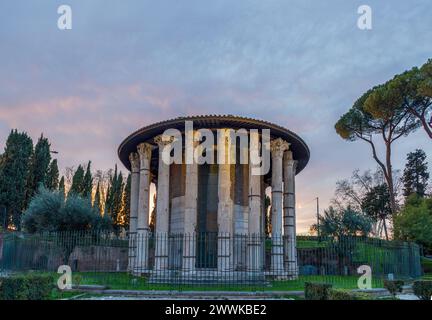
[136,143,152,273]
[183,136,199,272]
[248,159,262,272]
[217,129,234,272]
[270,138,289,275]
[128,152,140,272]
[154,135,172,271]
[283,150,298,278]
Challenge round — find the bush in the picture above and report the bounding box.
[412,280,432,300]
[383,280,404,296]
[22,188,112,233]
[0,274,54,300]
[328,289,372,300]
[421,257,432,274]
[304,282,333,300]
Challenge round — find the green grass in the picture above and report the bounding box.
[49,289,86,300]
[31,272,384,292]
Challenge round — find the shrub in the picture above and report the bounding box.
[22,187,112,233]
[0,274,54,300]
[421,257,432,274]
[304,282,333,300]
[412,280,432,300]
[328,289,373,300]
[383,280,404,296]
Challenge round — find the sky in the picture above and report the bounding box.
[0,0,431,233]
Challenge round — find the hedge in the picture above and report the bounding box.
[412,280,432,300]
[0,274,54,300]
[383,280,404,296]
[304,282,333,300]
[328,289,372,300]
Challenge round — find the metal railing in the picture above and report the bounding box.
[0,231,422,290]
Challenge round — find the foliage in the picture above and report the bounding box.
[0,274,53,300]
[390,59,432,139]
[123,173,131,231]
[402,149,429,198]
[104,165,125,233]
[393,195,432,250]
[26,134,51,204]
[46,159,60,191]
[0,130,33,229]
[22,187,112,233]
[335,78,420,216]
[59,176,65,198]
[361,184,392,239]
[69,165,85,196]
[328,288,372,300]
[383,280,404,296]
[412,280,432,300]
[421,257,432,273]
[312,206,372,238]
[304,282,332,300]
[82,161,93,199]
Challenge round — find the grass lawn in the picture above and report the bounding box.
[48,272,384,292]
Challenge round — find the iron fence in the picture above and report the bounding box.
[0,231,423,290]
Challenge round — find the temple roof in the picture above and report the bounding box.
[118,114,310,174]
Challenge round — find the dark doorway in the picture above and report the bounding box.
[196,163,218,268]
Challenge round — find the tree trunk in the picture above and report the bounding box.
[420,116,432,139]
[385,142,397,217]
[382,217,389,241]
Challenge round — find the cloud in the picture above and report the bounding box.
[0,0,431,233]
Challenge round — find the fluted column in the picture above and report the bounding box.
[128,152,140,272]
[183,136,199,272]
[283,150,298,278]
[136,143,152,272]
[154,135,172,271]
[248,157,262,272]
[270,138,289,275]
[217,129,234,272]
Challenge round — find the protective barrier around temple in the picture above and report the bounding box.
[0,231,423,290]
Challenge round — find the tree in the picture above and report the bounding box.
[104,165,124,233]
[402,149,429,198]
[69,165,85,196]
[122,173,131,231]
[59,176,66,198]
[82,161,93,199]
[335,83,419,216]
[0,130,33,229]
[394,195,432,251]
[361,184,392,240]
[26,134,51,204]
[392,59,432,139]
[93,181,102,215]
[22,187,112,233]
[46,159,60,191]
[312,206,372,239]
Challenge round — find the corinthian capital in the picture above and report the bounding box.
[129,152,140,172]
[154,134,175,148]
[137,142,152,161]
[270,138,290,159]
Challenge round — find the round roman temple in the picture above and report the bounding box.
[118,115,310,282]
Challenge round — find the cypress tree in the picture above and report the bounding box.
[403,149,429,198]
[0,130,33,229]
[26,134,51,204]
[46,159,60,191]
[69,165,84,196]
[82,161,93,199]
[93,181,102,215]
[59,176,66,198]
[123,173,131,230]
